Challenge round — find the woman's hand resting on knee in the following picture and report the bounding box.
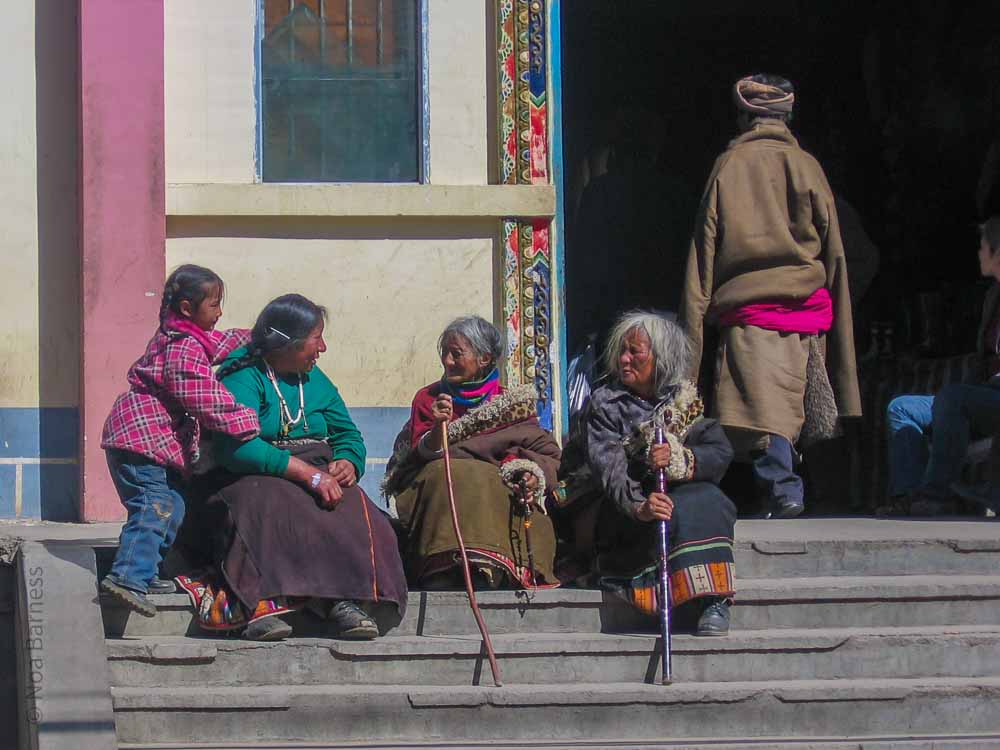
[326,459,357,487]
[637,492,673,522]
[285,456,343,509]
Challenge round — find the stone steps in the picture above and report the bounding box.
[110,676,1000,745]
[106,625,1000,687]
[102,574,1000,638]
[734,537,1000,578]
[94,524,1000,747]
[92,530,1000,582]
[115,736,1000,750]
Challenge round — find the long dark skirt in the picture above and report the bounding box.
[184,444,407,628]
[395,459,557,588]
[569,481,736,614]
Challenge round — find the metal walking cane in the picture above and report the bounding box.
[441,422,504,687]
[518,479,537,588]
[654,425,673,685]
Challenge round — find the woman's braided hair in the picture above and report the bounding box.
[160,264,224,329]
[217,293,328,379]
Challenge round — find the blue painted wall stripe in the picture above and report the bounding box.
[351,406,409,512]
[349,406,409,461]
[0,406,407,520]
[20,464,78,521]
[0,466,14,518]
[0,408,79,459]
[548,0,569,438]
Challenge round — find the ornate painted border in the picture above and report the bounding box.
[498,0,553,427]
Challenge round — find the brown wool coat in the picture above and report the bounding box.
[680,120,862,439]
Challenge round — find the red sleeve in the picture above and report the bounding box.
[409,384,439,445]
[409,381,481,445]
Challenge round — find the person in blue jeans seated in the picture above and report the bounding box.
[885,216,1000,516]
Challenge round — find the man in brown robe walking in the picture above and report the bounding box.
[680,74,862,518]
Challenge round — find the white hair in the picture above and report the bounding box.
[437,315,504,366]
[603,310,692,398]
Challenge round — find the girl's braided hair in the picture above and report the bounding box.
[217,293,328,379]
[160,264,224,329]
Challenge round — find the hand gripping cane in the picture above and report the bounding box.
[654,425,673,685]
[441,422,503,687]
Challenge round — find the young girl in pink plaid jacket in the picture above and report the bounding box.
[100,265,260,616]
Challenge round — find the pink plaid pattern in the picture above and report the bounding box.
[102,326,260,474]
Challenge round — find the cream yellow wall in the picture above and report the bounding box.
[165,0,257,184]
[163,0,491,185]
[0,1,79,410]
[162,0,502,407]
[166,222,496,406]
[0,2,40,408]
[427,0,489,184]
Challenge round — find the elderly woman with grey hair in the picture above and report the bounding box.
[556,311,737,635]
[383,315,560,589]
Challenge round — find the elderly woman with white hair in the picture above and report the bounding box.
[556,311,737,635]
[383,315,560,589]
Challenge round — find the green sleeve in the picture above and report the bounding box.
[215,368,291,476]
[319,373,367,479]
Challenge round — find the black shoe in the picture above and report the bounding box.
[328,600,379,640]
[696,599,730,637]
[759,498,804,519]
[243,616,292,642]
[148,577,177,595]
[100,577,157,618]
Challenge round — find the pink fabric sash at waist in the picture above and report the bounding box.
[717,287,833,335]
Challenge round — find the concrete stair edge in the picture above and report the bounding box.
[105,574,1000,607]
[101,575,1000,637]
[110,675,1000,707]
[105,624,1000,658]
[103,625,1000,687]
[109,677,1000,745]
[114,734,1000,750]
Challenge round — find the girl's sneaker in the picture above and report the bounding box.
[148,577,177,594]
[100,577,157,618]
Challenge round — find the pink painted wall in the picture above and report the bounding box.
[79,0,166,521]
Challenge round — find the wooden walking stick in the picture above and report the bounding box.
[441,422,504,687]
[654,425,673,685]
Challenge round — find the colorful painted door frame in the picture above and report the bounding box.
[497,0,566,434]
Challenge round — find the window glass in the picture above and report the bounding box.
[261,0,419,182]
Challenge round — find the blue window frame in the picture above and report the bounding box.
[259,0,421,182]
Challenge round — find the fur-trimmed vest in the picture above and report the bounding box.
[382,384,562,509]
[556,380,734,520]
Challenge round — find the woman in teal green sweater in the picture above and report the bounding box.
[179,294,407,642]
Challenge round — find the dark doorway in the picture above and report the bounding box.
[559,0,1000,512]
[561,0,1000,359]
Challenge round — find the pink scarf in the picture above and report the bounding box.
[717,287,833,335]
[163,312,220,359]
